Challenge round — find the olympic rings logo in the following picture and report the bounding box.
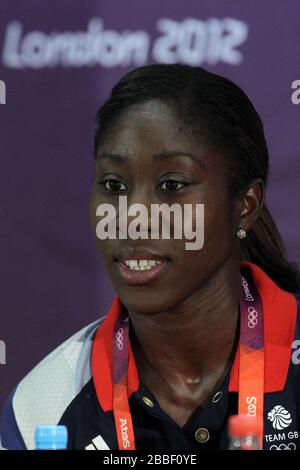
[247,306,258,328]
[116,327,124,350]
[269,443,296,450]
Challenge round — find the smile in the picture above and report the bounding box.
[123,259,163,271]
[115,249,170,285]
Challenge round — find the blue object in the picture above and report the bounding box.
[35,425,68,450]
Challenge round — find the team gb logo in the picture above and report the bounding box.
[267,405,292,430]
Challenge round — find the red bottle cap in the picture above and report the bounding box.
[228,414,261,437]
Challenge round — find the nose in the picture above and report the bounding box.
[117,185,155,238]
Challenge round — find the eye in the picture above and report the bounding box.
[100,178,127,192]
[158,179,187,192]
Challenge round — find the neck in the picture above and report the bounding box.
[128,258,241,395]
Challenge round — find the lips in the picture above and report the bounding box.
[114,247,170,285]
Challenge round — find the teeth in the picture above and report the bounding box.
[123,259,162,270]
[125,260,138,268]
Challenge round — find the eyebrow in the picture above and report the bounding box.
[97,150,206,168]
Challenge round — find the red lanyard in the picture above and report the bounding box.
[112,314,136,450]
[239,274,264,448]
[112,273,265,450]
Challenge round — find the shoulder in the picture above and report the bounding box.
[0,318,104,450]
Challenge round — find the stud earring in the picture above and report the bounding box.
[237,228,247,239]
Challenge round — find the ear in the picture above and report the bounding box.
[238,179,266,231]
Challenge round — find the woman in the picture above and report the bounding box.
[1,64,300,451]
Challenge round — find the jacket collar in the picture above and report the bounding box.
[92,261,298,412]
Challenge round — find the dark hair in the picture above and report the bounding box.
[94,63,300,293]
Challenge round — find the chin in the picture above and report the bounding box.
[117,286,173,316]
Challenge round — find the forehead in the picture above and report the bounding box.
[98,100,195,152]
[96,100,225,176]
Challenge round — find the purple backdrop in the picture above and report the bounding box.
[0,0,299,410]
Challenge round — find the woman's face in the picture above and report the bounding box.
[90,100,241,315]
